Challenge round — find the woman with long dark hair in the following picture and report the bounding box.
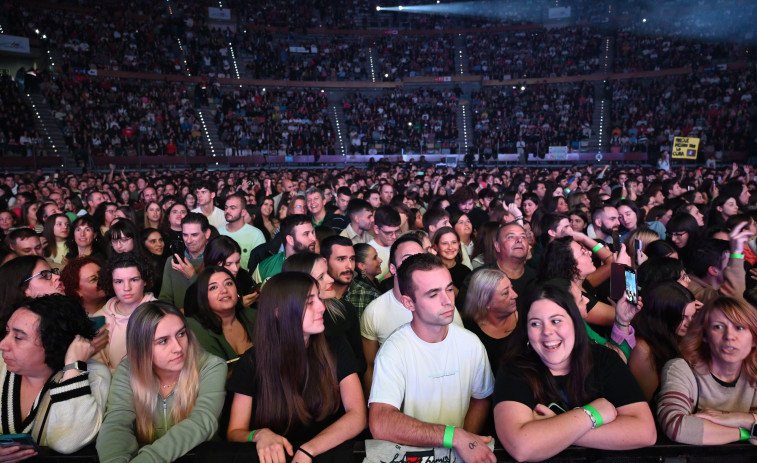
[186,266,255,362]
[628,281,697,401]
[493,280,656,461]
[226,272,365,462]
[65,215,106,261]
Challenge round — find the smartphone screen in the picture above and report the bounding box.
[90,315,106,332]
[624,267,638,305]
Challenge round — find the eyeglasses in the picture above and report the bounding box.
[670,231,688,238]
[23,267,60,283]
[378,228,400,237]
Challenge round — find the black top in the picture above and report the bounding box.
[493,343,646,411]
[324,300,366,377]
[227,335,357,448]
[448,262,472,290]
[462,317,514,376]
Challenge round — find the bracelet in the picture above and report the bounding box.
[614,319,630,328]
[731,253,745,259]
[592,243,604,254]
[443,425,455,449]
[248,430,256,442]
[298,447,315,459]
[740,428,751,441]
[514,216,523,221]
[581,405,604,428]
[577,407,596,428]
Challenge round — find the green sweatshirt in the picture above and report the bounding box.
[96,352,227,463]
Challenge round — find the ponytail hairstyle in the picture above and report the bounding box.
[126,301,201,445]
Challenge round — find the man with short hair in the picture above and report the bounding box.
[369,253,495,463]
[85,190,105,216]
[457,222,536,307]
[159,213,210,309]
[379,183,395,205]
[340,199,374,244]
[687,224,749,306]
[305,187,346,232]
[532,181,547,200]
[422,208,451,238]
[140,186,158,205]
[273,178,295,210]
[37,201,61,225]
[252,214,316,284]
[7,228,43,256]
[361,235,465,398]
[219,194,265,269]
[368,206,402,279]
[589,205,620,246]
[366,190,381,209]
[335,187,352,216]
[322,235,380,317]
[192,181,227,229]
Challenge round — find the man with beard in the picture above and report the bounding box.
[252,214,316,284]
[322,235,380,317]
[456,222,536,308]
[218,194,265,270]
[589,205,621,250]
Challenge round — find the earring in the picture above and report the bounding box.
[526,341,530,348]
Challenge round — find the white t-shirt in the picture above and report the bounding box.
[361,289,463,345]
[219,223,266,269]
[369,323,494,427]
[192,206,228,229]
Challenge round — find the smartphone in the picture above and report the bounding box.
[172,254,180,265]
[90,315,106,332]
[634,238,642,254]
[624,266,638,305]
[610,263,626,300]
[611,231,621,252]
[0,434,39,452]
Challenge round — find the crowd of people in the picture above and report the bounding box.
[609,69,756,154]
[342,88,460,155]
[42,75,206,160]
[214,87,336,157]
[3,0,754,82]
[0,159,757,461]
[466,26,603,80]
[470,82,595,157]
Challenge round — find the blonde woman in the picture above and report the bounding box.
[96,302,227,462]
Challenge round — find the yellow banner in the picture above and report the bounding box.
[672,137,699,159]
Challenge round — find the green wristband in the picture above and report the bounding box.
[443,425,455,448]
[248,430,256,442]
[581,405,604,428]
[592,243,604,254]
[731,253,745,259]
[740,428,750,441]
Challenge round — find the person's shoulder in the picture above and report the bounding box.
[198,351,228,374]
[364,289,392,312]
[87,358,112,381]
[449,323,487,349]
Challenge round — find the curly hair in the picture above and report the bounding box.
[98,251,155,298]
[13,294,95,371]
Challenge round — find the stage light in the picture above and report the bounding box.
[398,5,403,10]
[376,6,381,11]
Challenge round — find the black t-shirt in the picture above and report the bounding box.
[493,344,645,411]
[227,335,357,447]
[449,262,472,289]
[324,300,366,377]
[462,317,514,376]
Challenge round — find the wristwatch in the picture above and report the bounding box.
[751,415,757,439]
[62,361,88,372]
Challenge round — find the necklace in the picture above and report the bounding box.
[502,311,518,335]
[161,382,177,389]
